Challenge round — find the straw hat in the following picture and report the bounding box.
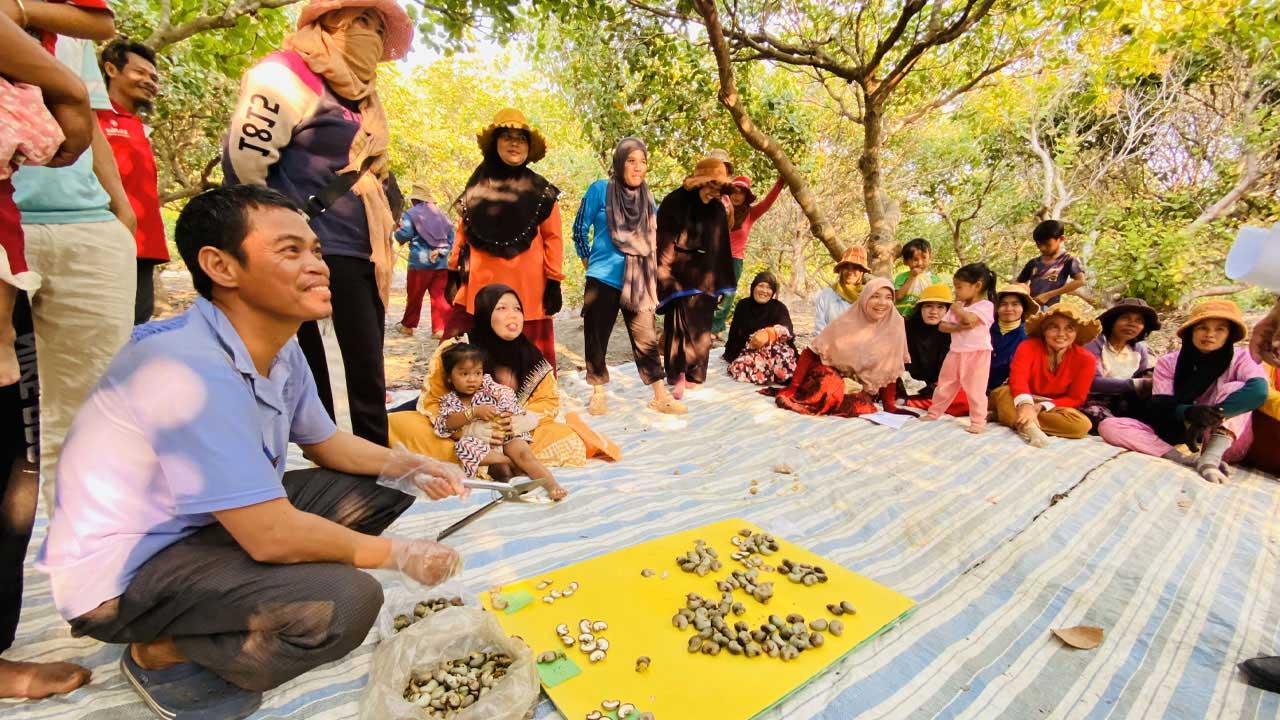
[296,0,413,61]
[834,246,871,273]
[682,157,731,190]
[409,183,431,203]
[914,282,954,307]
[1098,297,1160,340]
[728,176,757,205]
[995,282,1036,318]
[475,108,547,164]
[1026,305,1102,345]
[1176,299,1248,342]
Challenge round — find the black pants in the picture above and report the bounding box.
[134,258,161,326]
[662,293,717,385]
[581,278,664,386]
[69,468,413,692]
[297,255,388,446]
[1,293,38,652]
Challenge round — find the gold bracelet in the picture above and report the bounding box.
[14,0,29,28]
[464,406,474,422]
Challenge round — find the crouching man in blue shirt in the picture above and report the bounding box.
[37,185,469,720]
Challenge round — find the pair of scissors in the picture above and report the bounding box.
[436,477,551,540]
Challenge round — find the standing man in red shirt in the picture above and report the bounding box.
[97,39,166,325]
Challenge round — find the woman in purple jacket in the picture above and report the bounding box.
[1081,297,1159,429]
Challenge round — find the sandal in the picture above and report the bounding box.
[648,397,688,415]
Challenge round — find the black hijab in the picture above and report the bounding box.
[455,139,560,259]
[905,305,951,388]
[1171,326,1240,404]
[469,284,550,395]
[724,272,793,363]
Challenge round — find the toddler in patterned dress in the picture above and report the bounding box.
[433,343,567,499]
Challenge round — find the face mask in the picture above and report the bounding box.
[338,25,383,82]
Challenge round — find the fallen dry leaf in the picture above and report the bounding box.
[1052,626,1104,650]
[772,463,795,475]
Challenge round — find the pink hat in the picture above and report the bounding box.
[296,0,414,61]
[729,175,757,204]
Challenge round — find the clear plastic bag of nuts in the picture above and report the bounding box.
[359,606,538,720]
[373,578,477,643]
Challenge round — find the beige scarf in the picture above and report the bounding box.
[285,11,396,305]
[813,277,910,392]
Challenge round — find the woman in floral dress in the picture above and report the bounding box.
[723,271,797,385]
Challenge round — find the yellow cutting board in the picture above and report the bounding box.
[482,518,915,720]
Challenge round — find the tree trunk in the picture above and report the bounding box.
[858,101,897,274]
[791,222,809,294]
[692,0,845,263]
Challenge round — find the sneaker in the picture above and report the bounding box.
[119,648,262,720]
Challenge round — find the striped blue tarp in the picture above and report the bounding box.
[4,354,1278,719]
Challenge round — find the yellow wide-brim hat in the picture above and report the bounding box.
[1025,304,1102,345]
[995,282,1037,317]
[1177,299,1248,341]
[913,282,954,307]
[476,108,547,164]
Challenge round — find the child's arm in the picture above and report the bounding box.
[1039,264,1086,304]
[894,272,913,301]
[441,409,473,433]
[940,304,983,333]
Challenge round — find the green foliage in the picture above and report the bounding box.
[107,0,1280,312]
[378,52,600,306]
[112,3,296,198]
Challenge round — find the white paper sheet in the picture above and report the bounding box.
[862,411,915,429]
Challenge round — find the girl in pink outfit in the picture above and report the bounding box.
[1099,300,1268,484]
[923,263,997,433]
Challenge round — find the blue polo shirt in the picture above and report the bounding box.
[38,298,337,620]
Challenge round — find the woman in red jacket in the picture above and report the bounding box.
[989,305,1099,447]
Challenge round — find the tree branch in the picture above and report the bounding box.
[690,0,843,261]
[1188,151,1261,230]
[160,155,220,205]
[875,0,997,102]
[146,0,301,49]
[1183,283,1251,304]
[893,52,1020,130]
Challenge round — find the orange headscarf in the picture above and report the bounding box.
[812,276,910,392]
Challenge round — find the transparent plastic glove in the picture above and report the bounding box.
[380,537,463,588]
[377,446,469,500]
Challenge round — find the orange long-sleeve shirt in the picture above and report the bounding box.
[448,202,565,321]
